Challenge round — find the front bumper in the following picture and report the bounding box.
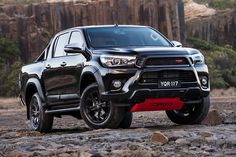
[100,63,210,106]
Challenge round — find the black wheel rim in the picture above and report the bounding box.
[84,90,111,124]
[174,105,197,117]
[30,97,40,129]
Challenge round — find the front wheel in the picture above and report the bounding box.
[166,96,210,124]
[80,83,125,129]
[118,112,133,129]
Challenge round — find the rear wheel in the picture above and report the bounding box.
[166,96,210,124]
[29,93,53,133]
[118,112,133,129]
[80,83,125,129]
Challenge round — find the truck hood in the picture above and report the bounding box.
[92,47,200,57]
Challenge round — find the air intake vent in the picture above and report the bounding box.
[140,70,196,83]
[145,57,189,66]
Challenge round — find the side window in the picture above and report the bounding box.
[53,33,69,57]
[35,41,51,62]
[36,51,45,62]
[45,43,51,59]
[69,31,84,48]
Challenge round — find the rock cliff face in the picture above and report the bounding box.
[186,9,236,49]
[0,0,185,62]
[184,0,236,50]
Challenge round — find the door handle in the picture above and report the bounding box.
[46,64,51,69]
[60,62,67,67]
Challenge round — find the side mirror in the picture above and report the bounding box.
[172,41,182,47]
[64,43,84,54]
[64,43,90,60]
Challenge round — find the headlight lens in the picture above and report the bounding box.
[192,53,204,64]
[100,55,136,67]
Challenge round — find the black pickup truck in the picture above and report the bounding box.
[19,25,210,132]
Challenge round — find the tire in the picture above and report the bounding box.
[166,96,210,124]
[29,93,53,133]
[118,112,133,129]
[80,83,125,129]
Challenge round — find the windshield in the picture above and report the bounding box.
[86,27,172,49]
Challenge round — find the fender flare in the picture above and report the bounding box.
[80,66,105,94]
[25,78,45,102]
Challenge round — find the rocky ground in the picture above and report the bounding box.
[0,96,235,157]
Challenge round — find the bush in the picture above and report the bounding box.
[187,38,236,89]
[194,0,236,9]
[0,37,22,97]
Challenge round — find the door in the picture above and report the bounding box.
[42,32,70,104]
[59,31,87,101]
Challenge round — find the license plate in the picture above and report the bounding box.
[158,80,181,88]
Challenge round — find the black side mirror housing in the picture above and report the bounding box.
[64,43,90,60]
[64,43,84,53]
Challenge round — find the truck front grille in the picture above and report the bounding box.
[139,70,196,83]
[145,57,189,66]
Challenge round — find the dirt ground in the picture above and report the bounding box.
[0,95,235,157]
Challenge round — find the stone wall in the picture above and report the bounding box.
[0,0,184,62]
[186,9,236,50]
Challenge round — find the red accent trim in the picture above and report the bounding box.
[130,98,184,112]
[175,59,183,63]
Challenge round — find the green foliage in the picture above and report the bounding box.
[187,38,236,89]
[41,30,52,39]
[0,37,22,97]
[194,0,236,9]
[0,38,20,63]
[4,62,23,96]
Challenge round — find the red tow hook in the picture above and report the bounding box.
[130,98,184,112]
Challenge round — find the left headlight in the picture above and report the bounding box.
[192,53,204,64]
[100,55,136,67]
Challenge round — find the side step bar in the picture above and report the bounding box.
[45,107,80,114]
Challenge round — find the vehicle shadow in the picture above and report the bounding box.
[50,127,91,134]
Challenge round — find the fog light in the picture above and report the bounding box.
[112,80,122,88]
[200,76,208,86]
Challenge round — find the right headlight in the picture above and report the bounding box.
[100,54,136,67]
[192,53,204,64]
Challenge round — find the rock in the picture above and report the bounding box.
[184,0,216,21]
[58,153,71,157]
[150,131,168,145]
[175,138,191,146]
[200,131,213,137]
[201,110,223,126]
[0,0,185,63]
[80,152,93,157]
[191,141,201,147]
[189,146,197,151]
[30,145,46,151]
[205,147,216,152]
[205,136,218,144]
[226,134,236,146]
[168,130,189,140]
[225,150,236,155]
[190,136,205,145]
[9,150,26,157]
[186,8,236,50]
[224,116,236,124]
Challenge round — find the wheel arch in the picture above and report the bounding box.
[25,78,45,119]
[80,66,105,96]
